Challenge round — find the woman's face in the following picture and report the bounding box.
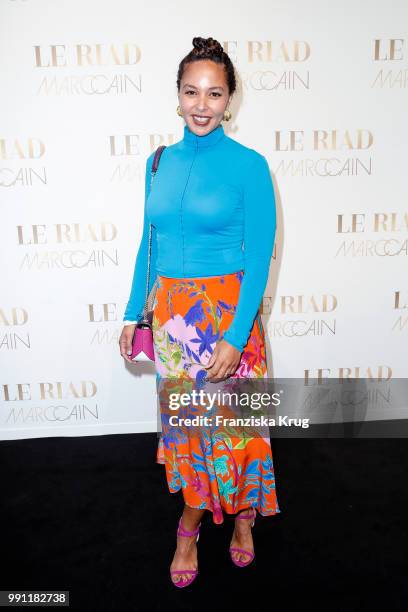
[178,59,232,135]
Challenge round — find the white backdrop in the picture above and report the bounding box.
[1,0,406,440]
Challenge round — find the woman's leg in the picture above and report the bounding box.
[170,505,206,585]
[229,507,255,565]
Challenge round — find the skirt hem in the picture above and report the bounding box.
[156,459,281,523]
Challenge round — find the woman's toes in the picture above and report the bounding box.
[172,571,191,584]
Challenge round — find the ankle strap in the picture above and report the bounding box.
[235,507,255,520]
[177,516,201,537]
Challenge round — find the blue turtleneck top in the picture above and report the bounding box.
[123,122,276,353]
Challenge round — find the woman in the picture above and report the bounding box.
[119,36,281,587]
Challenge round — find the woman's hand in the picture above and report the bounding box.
[119,324,136,363]
[203,339,242,381]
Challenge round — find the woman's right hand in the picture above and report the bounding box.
[119,324,136,362]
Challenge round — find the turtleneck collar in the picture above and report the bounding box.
[183,122,225,148]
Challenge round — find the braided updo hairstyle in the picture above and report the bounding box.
[177,36,236,95]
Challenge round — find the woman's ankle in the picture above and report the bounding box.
[181,505,205,530]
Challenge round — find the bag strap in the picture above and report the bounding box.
[142,145,166,322]
[152,145,166,175]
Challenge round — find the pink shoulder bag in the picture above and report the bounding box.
[130,145,166,362]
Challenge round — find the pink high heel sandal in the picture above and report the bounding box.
[229,507,256,567]
[170,516,201,588]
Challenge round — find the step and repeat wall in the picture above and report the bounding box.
[1,0,406,439]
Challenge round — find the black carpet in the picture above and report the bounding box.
[1,434,406,611]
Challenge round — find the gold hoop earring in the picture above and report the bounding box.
[223,109,232,122]
[176,105,183,117]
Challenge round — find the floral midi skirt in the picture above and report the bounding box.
[152,270,281,525]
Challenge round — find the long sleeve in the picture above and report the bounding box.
[222,153,276,353]
[123,152,157,322]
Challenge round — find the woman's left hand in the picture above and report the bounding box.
[203,340,242,381]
